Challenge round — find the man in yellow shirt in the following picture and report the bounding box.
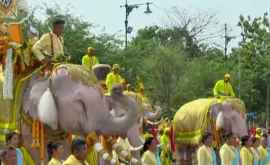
[81,47,99,70]
[213,73,235,97]
[105,64,124,93]
[258,134,270,165]
[240,136,253,165]
[63,139,89,165]
[220,133,236,165]
[32,16,65,64]
[197,133,214,165]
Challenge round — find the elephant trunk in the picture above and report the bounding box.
[100,95,141,135]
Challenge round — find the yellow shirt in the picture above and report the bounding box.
[32,32,64,61]
[105,72,123,93]
[63,155,89,165]
[86,147,98,165]
[141,150,157,165]
[213,80,235,97]
[197,145,213,165]
[240,147,253,165]
[48,158,62,165]
[220,143,236,165]
[81,55,99,70]
[258,145,270,165]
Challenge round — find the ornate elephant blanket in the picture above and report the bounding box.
[55,64,98,86]
[173,98,246,145]
[173,98,216,145]
[0,69,37,145]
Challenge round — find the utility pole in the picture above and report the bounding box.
[266,84,270,129]
[224,24,236,59]
[224,24,228,58]
[121,1,153,48]
[124,0,129,49]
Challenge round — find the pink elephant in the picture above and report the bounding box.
[173,98,248,164]
[21,64,144,163]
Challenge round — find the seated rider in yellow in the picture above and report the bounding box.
[32,16,65,65]
[81,47,99,70]
[105,64,124,93]
[213,73,235,98]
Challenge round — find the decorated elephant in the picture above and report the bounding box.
[13,63,147,164]
[173,98,247,164]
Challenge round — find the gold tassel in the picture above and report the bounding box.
[40,123,45,161]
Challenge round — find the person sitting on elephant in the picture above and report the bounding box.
[82,47,99,71]
[32,16,66,66]
[105,64,124,94]
[213,73,235,98]
[63,139,89,165]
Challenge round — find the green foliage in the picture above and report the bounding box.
[16,5,270,122]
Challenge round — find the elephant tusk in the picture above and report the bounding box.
[128,143,144,152]
[146,119,163,126]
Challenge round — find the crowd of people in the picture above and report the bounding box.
[197,130,270,165]
[1,13,269,165]
[0,122,176,165]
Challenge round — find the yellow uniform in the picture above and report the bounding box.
[32,32,64,61]
[141,150,157,165]
[220,143,236,165]
[258,145,270,165]
[240,147,253,165]
[81,55,99,70]
[20,147,35,165]
[86,147,98,165]
[48,158,62,165]
[213,80,235,97]
[63,155,89,165]
[197,145,213,165]
[105,72,123,93]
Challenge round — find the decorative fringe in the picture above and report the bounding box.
[40,123,45,161]
[3,48,13,100]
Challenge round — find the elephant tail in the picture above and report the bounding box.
[38,88,58,130]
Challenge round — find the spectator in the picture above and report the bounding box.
[240,136,253,165]
[220,133,237,165]
[250,136,260,165]
[63,139,89,165]
[142,135,158,165]
[197,133,215,165]
[47,141,64,165]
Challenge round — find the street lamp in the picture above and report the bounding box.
[121,0,153,48]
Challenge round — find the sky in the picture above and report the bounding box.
[27,0,270,49]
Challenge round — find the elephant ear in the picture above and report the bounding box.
[23,78,49,119]
[92,64,111,81]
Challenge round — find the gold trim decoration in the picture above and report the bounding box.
[0,0,17,16]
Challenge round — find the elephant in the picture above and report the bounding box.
[173,98,248,164]
[19,64,145,163]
